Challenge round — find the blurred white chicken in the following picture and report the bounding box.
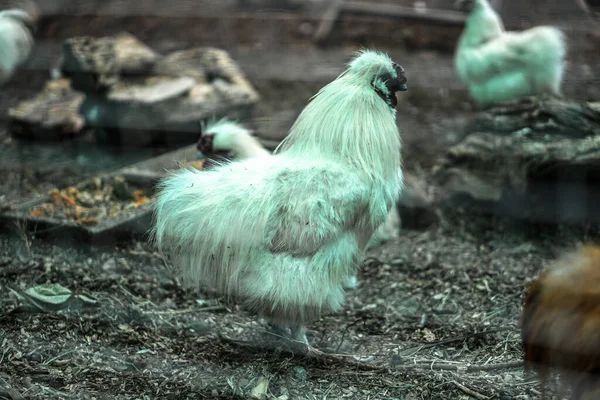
[454,0,566,106]
[0,4,36,86]
[153,50,407,346]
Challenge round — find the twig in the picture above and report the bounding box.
[336,318,362,353]
[43,349,77,365]
[452,380,490,400]
[0,388,25,400]
[13,219,31,260]
[148,305,228,315]
[197,305,229,313]
[396,328,514,357]
[0,264,29,277]
[217,332,384,371]
[395,360,523,372]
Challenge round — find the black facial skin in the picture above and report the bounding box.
[373,62,408,108]
[454,0,475,12]
[196,133,215,154]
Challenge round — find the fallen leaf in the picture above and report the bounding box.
[49,189,62,207]
[132,190,144,201]
[9,283,73,312]
[60,193,76,208]
[250,377,269,399]
[76,217,98,226]
[75,293,98,305]
[134,196,149,207]
[30,208,43,217]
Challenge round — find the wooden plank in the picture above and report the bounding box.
[313,0,344,44]
[342,1,466,25]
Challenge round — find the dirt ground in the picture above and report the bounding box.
[1,204,592,400]
[1,1,600,399]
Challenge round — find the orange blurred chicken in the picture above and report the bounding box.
[521,245,600,399]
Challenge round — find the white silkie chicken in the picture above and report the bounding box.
[153,50,407,346]
[0,7,35,86]
[195,118,401,291]
[196,118,401,257]
[454,0,566,107]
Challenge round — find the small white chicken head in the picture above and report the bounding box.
[348,50,408,109]
[196,118,247,154]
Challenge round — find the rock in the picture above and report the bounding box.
[433,96,600,224]
[61,36,119,93]
[113,32,159,75]
[83,47,259,147]
[59,33,259,147]
[469,95,600,139]
[152,47,259,108]
[61,32,160,93]
[106,76,196,104]
[8,78,86,140]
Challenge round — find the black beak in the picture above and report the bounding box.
[196,133,215,154]
[373,62,408,108]
[389,63,408,92]
[384,63,408,108]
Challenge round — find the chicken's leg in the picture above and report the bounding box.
[268,322,310,347]
[267,322,291,338]
[290,326,309,346]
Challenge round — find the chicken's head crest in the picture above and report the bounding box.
[347,50,408,108]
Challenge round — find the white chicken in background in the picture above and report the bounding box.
[196,118,271,160]
[0,5,36,86]
[454,0,566,107]
[153,50,407,346]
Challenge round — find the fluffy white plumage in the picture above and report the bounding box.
[196,117,402,290]
[454,0,566,106]
[153,50,406,345]
[198,117,400,249]
[0,8,34,86]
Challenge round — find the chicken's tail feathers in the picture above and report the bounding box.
[151,166,264,292]
[506,26,566,65]
[519,26,566,94]
[530,26,566,61]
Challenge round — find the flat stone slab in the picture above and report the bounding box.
[8,78,86,141]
